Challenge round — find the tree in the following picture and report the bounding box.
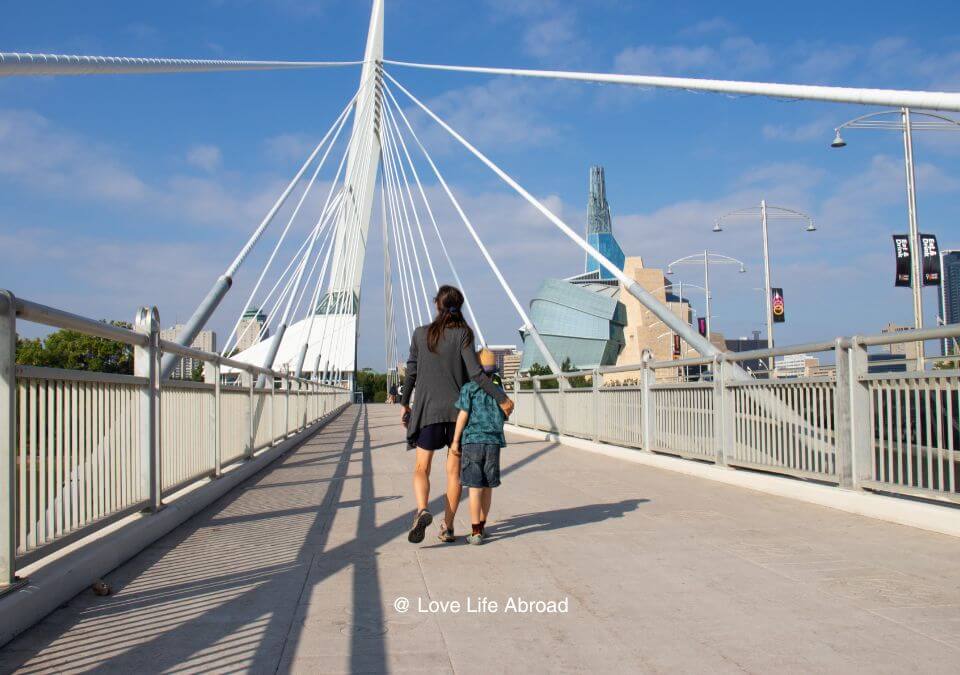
[520,359,592,390]
[15,321,134,374]
[191,363,205,382]
[355,369,389,403]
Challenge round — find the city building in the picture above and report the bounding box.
[773,353,821,379]
[235,307,268,353]
[881,322,918,370]
[584,166,625,281]
[520,165,714,383]
[501,352,522,386]
[725,333,768,376]
[940,249,960,355]
[160,324,216,380]
[519,277,627,371]
[485,344,518,374]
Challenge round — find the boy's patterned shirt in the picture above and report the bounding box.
[454,381,506,447]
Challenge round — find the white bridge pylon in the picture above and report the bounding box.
[10,0,960,384]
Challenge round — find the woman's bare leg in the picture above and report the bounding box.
[413,448,434,512]
[444,449,462,529]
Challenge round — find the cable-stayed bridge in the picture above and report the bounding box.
[5,1,960,670]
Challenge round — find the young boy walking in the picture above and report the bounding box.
[451,348,506,545]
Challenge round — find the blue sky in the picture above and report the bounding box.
[4,0,960,369]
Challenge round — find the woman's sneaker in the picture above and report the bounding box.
[437,524,455,543]
[466,533,483,545]
[408,510,433,544]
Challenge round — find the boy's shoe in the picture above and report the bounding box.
[466,533,483,545]
[437,524,455,543]
[407,510,433,544]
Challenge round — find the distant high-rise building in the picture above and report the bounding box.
[485,345,517,373]
[235,307,268,353]
[882,322,918,369]
[160,324,216,380]
[940,250,960,355]
[501,352,522,386]
[584,166,625,280]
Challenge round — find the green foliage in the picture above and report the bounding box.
[16,321,134,374]
[191,363,205,382]
[520,359,593,390]
[355,369,389,402]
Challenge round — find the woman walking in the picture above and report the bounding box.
[400,285,514,543]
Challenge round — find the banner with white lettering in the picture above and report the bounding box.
[921,234,941,286]
[893,234,911,287]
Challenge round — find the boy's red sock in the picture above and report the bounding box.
[471,523,482,536]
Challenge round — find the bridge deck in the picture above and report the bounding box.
[3,404,960,673]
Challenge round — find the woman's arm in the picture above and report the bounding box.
[460,338,509,405]
[400,330,419,408]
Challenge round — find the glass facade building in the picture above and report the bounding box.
[940,250,960,355]
[584,166,625,280]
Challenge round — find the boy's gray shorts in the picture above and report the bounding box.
[460,443,501,488]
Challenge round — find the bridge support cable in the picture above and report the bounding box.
[382,182,412,345]
[220,104,354,357]
[380,95,485,346]
[0,52,361,77]
[259,83,380,382]
[382,132,423,329]
[382,59,960,114]
[384,71,723,367]
[380,106,439,295]
[381,120,430,324]
[319,92,382,385]
[295,195,351,377]
[380,78,563,375]
[163,89,361,378]
[225,194,342,356]
[380,182,402,379]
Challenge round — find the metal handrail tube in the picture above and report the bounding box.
[856,322,960,347]
[14,297,148,347]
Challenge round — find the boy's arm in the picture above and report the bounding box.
[451,409,469,456]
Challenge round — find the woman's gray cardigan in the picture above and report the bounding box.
[400,325,507,447]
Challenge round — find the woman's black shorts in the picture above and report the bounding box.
[413,422,456,451]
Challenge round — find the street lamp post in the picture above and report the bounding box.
[667,250,746,340]
[713,203,815,371]
[831,108,960,370]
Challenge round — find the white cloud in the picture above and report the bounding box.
[186,144,223,172]
[762,117,835,143]
[679,18,735,38]
[485,0,585,64]
[614,37,770,77]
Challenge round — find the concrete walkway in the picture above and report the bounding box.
[4,403,960,673]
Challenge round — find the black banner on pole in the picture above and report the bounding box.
[893,234,912,287]
[921,234,941,286]
[771,287,786,323]
[697,317,708,337]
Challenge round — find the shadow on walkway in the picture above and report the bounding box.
[486,499,649,542]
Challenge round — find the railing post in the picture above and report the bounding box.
[134,306,162,512]
[533,378,540,431]
[0,291,18,589]
[641,356,654,452]
[847,338,872,489]
[714,357,731,466]
[246,370,255,460]
[591,369,600,442]
[834,340,853,487]
[270,376,276,442]
[208,362,221,478]
[557,375,566,435]
[285,379,291,435]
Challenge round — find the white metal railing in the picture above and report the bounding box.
[511,322,960,507]
[0,291,351,585]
